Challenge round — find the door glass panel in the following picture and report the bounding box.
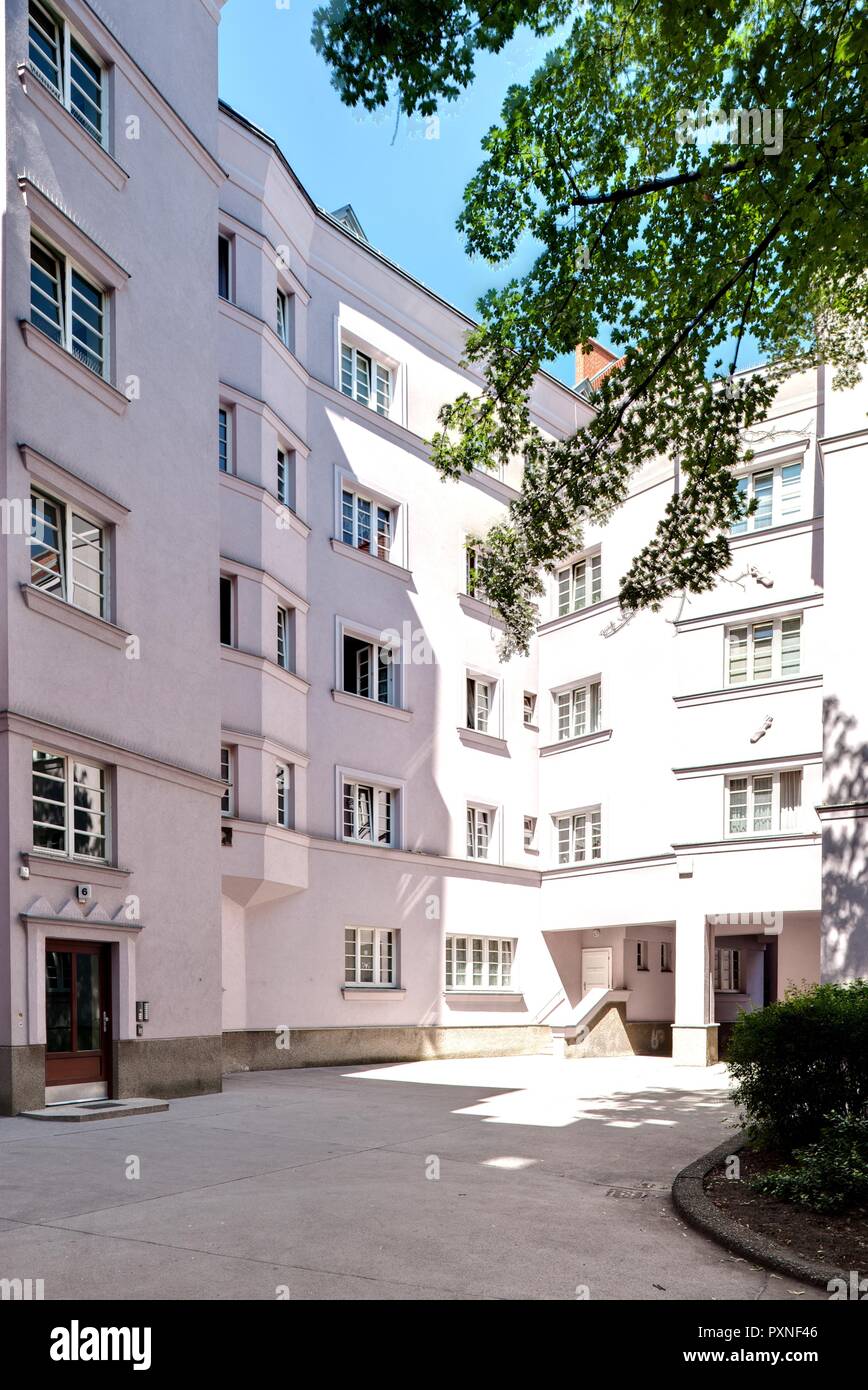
[46,950,72,1052]
[75,952,100,1051]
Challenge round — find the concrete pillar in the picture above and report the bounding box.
[672,912,718,1065]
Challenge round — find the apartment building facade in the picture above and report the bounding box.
[2,0,866,1112]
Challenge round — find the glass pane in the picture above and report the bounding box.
[29,1,62,93]
[70,39,102,142]
[31,240,63,343]
[728,778,748,833]
[30,493,65,597]
[341,490,354,546]
[728,628,748,684]
[340,343,354,396]
[46,950,72,1052]
[71,513,104,617]
[76,952,101,1050]
[751,623,773,681]
[780,462,801,520]
[752,775,773,833]
[345,928,356,982]
[781,617,801,676]
[472,938,483,987]
[752,471,773,530]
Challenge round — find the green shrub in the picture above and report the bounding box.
[726,980,868,1147]
[750,1114,868,1213]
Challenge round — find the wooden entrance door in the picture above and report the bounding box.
[45,941,111,1094]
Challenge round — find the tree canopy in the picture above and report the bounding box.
[313,0,868,654]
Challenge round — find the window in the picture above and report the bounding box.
[342,633,396,705]
[466,677,491,733]
[218,408,231,474]
[217,235,232,300]
[341,488,393,561]
[660,941,672,972]
[727,615,801,685]
[727,769,802,835]
[523,692,537,727]
[276,607,292,671]
[556,809,601,864]
[276,762,291,828]
[523,816,536,851]
[732,461,803,534]
[219,575,234,647]
[445,935,514,991]
[345,927,396,986]
[714,947,742,993]
[636,941,649,971]
[32,746,106,859]
[556,680,601,741]
[340,341,391,416]
[220,746,234,816]
[30,236,106,378]
[557,552,601,616]
[465,543,486,600]
[466,805,492,860]
[30,490,105,618]
[276,290,292,348]
[277,448,294,509]
[28,1,105,147]
[343,779,395,846]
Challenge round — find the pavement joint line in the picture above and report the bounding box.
[0,1218,506,1301]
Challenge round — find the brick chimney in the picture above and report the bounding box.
[575,340,625,390]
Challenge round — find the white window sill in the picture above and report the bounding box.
[21,584,130,650]
[341,986,406,1000]
[332,689,412,722]
[22,851,130,888]
[457,726,508,754]
[458,592,504,627]
[444,991,523,1001]
[540,728,612,756]
[330,537,411,583]
[20,321,127,415]
[17,62,128,190]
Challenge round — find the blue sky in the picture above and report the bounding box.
[218,0,578,384]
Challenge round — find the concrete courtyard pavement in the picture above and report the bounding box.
[0,1055,824,1301]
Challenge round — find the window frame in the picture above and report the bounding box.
[725,614,802,686]
[340,485,395,562]
[29,487,108,620]
[636,941,649,972]
[28,0,108,151]
[466,673,494,734]
[340,339,393,417]
[554,806,602,865]
[466,802,496,861]
[731,459,804,535]
[725,768,803,837]
[556,550,602,617]
[32,745,109,862]
[445,934,515,992]
[276,288,292,349]
[218,406,232,475]
[341,775,398,848]
[714,947,742,993]
[276,447,294,509]
[275,761,291,828]
[220,746,234,817]
[554,678,602,742]
[344,926,397,987]
[30,233,109,381]
[523,815,537,851]
[523,692,537,727]
[660,941,673,973]
[340,622,400,708]
[219,574,235,648]
[276,605,292,671]
[217,233,233,302]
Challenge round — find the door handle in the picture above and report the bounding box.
[102,1011,110,1035]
